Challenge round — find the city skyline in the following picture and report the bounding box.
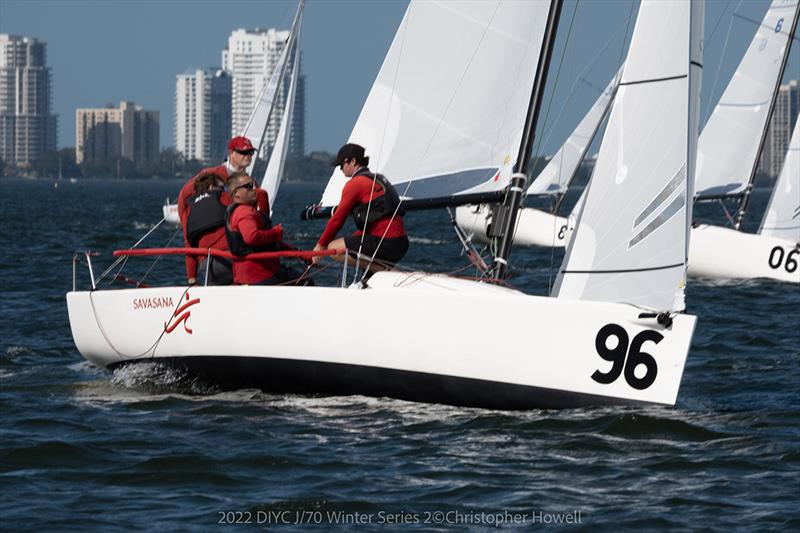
[1,0,798,157]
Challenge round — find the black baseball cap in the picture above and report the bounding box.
[331,143,365,167]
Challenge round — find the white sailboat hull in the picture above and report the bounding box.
[67,271,695,409]
[163,202,179,224]
[687,224,799,283]
[455,205,573,248]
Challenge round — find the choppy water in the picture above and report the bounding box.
[1,178,798,531]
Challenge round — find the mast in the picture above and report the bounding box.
[491,0,564,279]
[734,4,799,230]
[245,0,304,176]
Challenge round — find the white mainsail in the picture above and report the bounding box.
[694,0,798,199]
[759,118,800,242]
[260,41,301,207]
[526,68,621,196]
[242,2,304,176]
[553,0,703,312]
[319,0,550,207]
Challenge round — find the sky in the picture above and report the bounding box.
[1,0,798,156]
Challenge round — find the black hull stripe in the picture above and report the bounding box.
[107,356,651,410]
[620,74,687,87]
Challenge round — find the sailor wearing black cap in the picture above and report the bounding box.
[312,143,409,271]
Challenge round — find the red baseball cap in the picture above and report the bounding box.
[228,136,256,153]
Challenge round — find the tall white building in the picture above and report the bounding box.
[759,80,799,178]
[0,34,58,168]
[174,68,231,163]
[222,28,305,156]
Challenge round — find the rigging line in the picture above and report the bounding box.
[535,4,623,155]
[96,215,169,284]
[360,1,505,280]
[507,0,576,275]
[615,0,637,81]
[88,284,193,360]
[530,0,579,165]
[705,0,741,126]
[706,0,733,43]
[546,0,633,289]
[352,0,416,284]
[137,225,182,286]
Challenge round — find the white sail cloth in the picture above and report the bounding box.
[553,0,703,313]
[694,0,798,199]
[759,118,800,242]
[320,0,550,207]
[242,3,303,176]
[261,41,301,208]
[527,68,621,196]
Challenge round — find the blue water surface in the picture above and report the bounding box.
[0,178,798,531]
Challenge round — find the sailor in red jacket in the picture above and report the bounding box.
[312,143,409,271]
[225,173,312,286]
[177,136,269,284]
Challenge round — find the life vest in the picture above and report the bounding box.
[186,189,227,247]
[350,169,405,231]
[225,203,278,256]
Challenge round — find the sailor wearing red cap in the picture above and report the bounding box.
[312,143,409,271]
[177,136,270,285]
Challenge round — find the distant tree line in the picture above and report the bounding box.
[0,148,340,182]
[8,150,773,188]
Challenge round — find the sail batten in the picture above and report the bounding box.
[527,67,621,197]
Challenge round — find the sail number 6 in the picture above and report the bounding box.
[592,324,663,390]
[768,246,798,273]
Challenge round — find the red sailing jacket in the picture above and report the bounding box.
[317,172,406,247]
[177,163,268,280]
[228,204,283,284]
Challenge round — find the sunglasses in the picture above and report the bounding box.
[234,181,256,192]
[235,149,256,156]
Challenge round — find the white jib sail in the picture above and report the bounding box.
[552,0,703,313]
[759,118,800,242]
[242,2,303,176]
[319,0,551,207]
[260,41,300,208]
[694,0,798,199]
[527,67,622,196]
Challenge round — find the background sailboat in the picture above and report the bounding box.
[454,68,621,248]
[759,118,800,243]
[688,0,799,283]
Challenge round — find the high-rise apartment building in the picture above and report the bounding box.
[222,28,305,156]
[758,79,799,178]
[76,101,159,164]
[174,68,231,163]
[0,34,58,167]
